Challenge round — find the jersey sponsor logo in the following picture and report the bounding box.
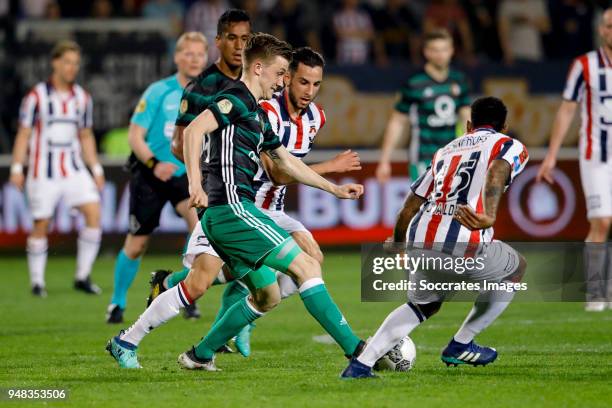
[135,99,146,113]
[217,99,233,114]
[428,95,457,127]
[180,99,188,114]
[249,150,262,166]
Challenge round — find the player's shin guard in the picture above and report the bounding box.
[298,278,361,357]
[27,237,48,287]
[357,303,424,367]
[120,282,192,346]
[194,297,263,360]
[211,281,250,326]
[110,250,141,308]
[453,288,515,344]
[75,227,102,281]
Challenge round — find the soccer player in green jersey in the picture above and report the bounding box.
[107,33,366,371]
[376,29,471,182]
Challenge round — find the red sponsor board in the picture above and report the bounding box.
[0,160,590,252]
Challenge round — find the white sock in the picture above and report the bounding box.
[453,289,515,344]
[27,237,48,287]
[277,272,298,299]
[120,282,192,346]
[357,303,423,367]
[75,227,102,281]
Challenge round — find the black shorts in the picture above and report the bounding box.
[128,163,190,235]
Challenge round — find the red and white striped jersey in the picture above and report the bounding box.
[254,90,326,211]
[407,128,529,256]
[19,81,93,180]
[563,48,612,162]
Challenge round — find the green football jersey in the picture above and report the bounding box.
[394,69,470,163]
[206,81,282,206]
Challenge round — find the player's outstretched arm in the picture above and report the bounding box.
[454,159,511,230]
[261,149,361,186]
[537,100,578,184]
[264,146,363,199]
[183,109,219,208]
[171,125,185,162]
[79,128,105,190]
[9,127,31,190]
[393,190,426,243]
[376,111,409,183]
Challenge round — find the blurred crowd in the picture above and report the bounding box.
[1,0,610,66]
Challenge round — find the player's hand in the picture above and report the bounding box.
[376,161,391,183]
[536,155,556,184]
[9,173,25,191]
[188,184,208,208]
[93,174,105,191]
[330,150,361,173]
[454,205,495,230]
[153,162,178,182]
[333,183,364,199]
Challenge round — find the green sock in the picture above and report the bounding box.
[166,267,190,289]
[299,281,361,356]
[194,297,261,360]
[211,281,250,326]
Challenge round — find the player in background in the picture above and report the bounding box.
[9,40,104,297]
[105,32,208,323]
[107,34,366,370]
[376,29,470,183]
[343,97,529,378]
[537,8,612,312]
[155,47,361,357]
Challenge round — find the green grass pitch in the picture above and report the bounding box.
[1,253,611,407]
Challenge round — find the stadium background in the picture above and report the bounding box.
[0,0,603,252]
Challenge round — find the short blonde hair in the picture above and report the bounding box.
[51,40,81,60]
[175,32,208,53]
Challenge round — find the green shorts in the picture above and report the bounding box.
[202,201,301,279]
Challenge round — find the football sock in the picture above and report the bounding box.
[110,249,141,309]
[584,243,607,301]
[194,297,263,360]
[27,237,48,287]
[299,278,361,356]
[75,227,102,281]
[211,280,250,326]
[357,303,422,367]
[121,282,192,346]
[453,288,515,344]
[277,272,298,299]
[166,267,190,289]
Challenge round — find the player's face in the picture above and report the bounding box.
[52,51,80,84]
[599,11,612,49]
[260,56,289,100]
[288,63,323,110]
[216,22,251,69]
[175,40,208,79]
[423,39,453,69]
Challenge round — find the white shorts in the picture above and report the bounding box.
[182,209,310,269]
[25,171,100,220]
[579,158,612,219]
[407,240,521,304]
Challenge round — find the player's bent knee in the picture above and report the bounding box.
[507,253,527,283]
[415,301,442,319]
[251,285,281,313]
[288,253,322,283]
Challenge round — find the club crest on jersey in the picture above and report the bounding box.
[179,99,188,114]
[135,99,146,113]
[217,99,232,114]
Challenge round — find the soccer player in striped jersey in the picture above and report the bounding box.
[537,8,612,312]
[149,47,361,356]
[376,29,470,183]
[105,32,208,324]
[343,97,529,378]
[9,40,104,297]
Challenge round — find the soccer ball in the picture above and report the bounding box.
[374,336,417,372]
